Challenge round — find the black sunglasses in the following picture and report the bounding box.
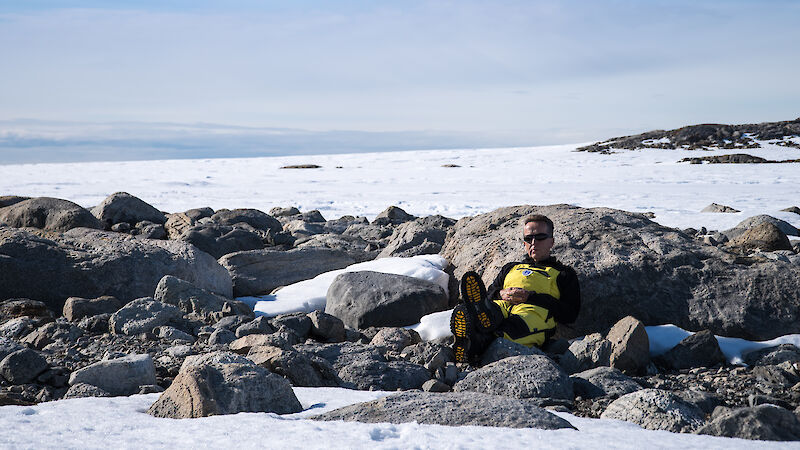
[523,233,551,243]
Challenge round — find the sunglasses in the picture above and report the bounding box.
[523,233,552,243]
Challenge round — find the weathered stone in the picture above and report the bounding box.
[726,222,793,252]
[325,271,448,329]
[701,203,740,213]
[723,214,799,240]
[313,391,576,429]
[696,404,800,441]
[21,321,83,349]
[422,379,451,392]
[479,337,544,366]
[654,330,726,370]
[294,233,380,263]
[0,337,24,361]
[0,349,48,384]
[607,316,650,375]
[154,275,250,323]
[601,388,705,433]
[307,310,346,343]
[0,197,101,231]
[0,298,53,321]
[0,317,35,340]
[370,327,421,352]
[269,312,312,339]
[336,359,430,391]
[63,296,122,322]
[373,206,416,225]
[235,316,276,338]
[91,192,166,228]
[180,351,253,371]
[247,345,340,387]
[269,206,300,217]
[62,383,112,399]
[210,208,282,233]
[208,327,237,346]
[342,223,394,244]
[133,221,166,240]
[399,342,454,368]
[559,333,612,374]
[378,215,455,258]
[454,355,573,400]
[220,248,355,297]
[229,331,299,354]
[743,344,800,366]
[0,196,29,208]
[76,313,111,334]
[154,326,195,343]
[68,354,157,396]
[295,342,386,371]
[571,366,642,399]
[109,297,182,336]
[180,223,265,259]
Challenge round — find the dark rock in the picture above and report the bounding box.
[342,223,394,244]
[90,192,166,228]
[208,327,236,346]
[63,296,121,322]
[211,314,251,331]
[559,333,612,374]
[607,316,650,375]
[0,348,48,384]
[422,379,450,392]
[62,383,112,399]
[76,313,111,333]
[21,321,82,349]
[269,312,312,339]
[108,297,183,336]
[399,342,454,369]
[180,224,265,259]
[235,316,276,338]
[378,215,455,258]
[325,271,448,329]
[696,404,800,441]
[373,206,416,226]
[313,391,576,429]
[269,206,300,217]
[701,203,740,213]
[743,344,800,366]
[220,248,355,297]
[601,388,705,433]
[133,221,167,240]
[723,214,799,240]
[0,197,101,231]
[0,195,30,208]
[68,353,157,396]
[247,345,340,387]
[571,366,642,399]
[153,326,195,343]
[0,317,36,340]
[294,233,380,263]
[655,330,726,370]
[307,310,346,343]
[154,275,250,324]
[751,362,800,388]
[0,298,53,321]
[0,337,24,360]
[294,342,386,370]
[782,206,800,215]
[336,359,430,390]
[322,215,369,234]
[726,222,793,252]
[479,337,544,366]
[210,208,282,233]
[454,355,573,400]
[370,327,421,352]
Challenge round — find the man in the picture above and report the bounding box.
[450,214,581,363]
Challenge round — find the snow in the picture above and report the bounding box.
[2,143,800,447]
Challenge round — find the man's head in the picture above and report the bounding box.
[522,215,554,262]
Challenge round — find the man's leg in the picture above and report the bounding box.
[460,271,504,332]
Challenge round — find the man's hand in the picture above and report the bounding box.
[499,287,528,305]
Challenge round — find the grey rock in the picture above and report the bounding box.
[559,333,612,374]
[399,342,454,368]
[63,296,122,322]
[220,248,355,297]
[76,313,111,334]
[726,222,793,252]
[322,215,369,234]
[373,206,416,225]
[701,203,740,213]
[180,351,253,372]
[378,215,455,258]
[325,271,448,329]
[91,192,166,228]
[269,206,300,217]
[235,316,276,338]
[743,344,800,366]
[180,223,265,259]
[751,362,800,389]
[247,345,340,387]
[62,383,112,399]
[154,326,195,343]
[313,391,576,429]
[370,327,421,352]
[0,197,101,231]
[696,404,800,441]
[654,330,726,369]
[229,330,299,354]
[109,297,182,336]
[133,221,167,240]
[210,208,282,233]
[269,312,312,339]
[0,195,30,208]
[0,227,232,311]
[294,233,380,263]
[601,388,705,433]
[439,205,800,340]
[211,314,251,331]
[422,379,450,392]
[454,355,573,400]
[0,337,25,361]
[0,317,35,340]
[723,214,799,240]
[283,220,325,238]
[479,337,544,366]
[342,223,394,244]
[782,206,800,215]
[147,360,302,418]
[571,366,642,399]
[208,327,237,346]
[295,342,386,370]
[607,316,650,375]
[154,275,250,323]
[0,298,53,321]
[21,321,83,349]
[68,353,157,396]
[307,310,346,343]
[336,359,430,391]
[0,349,48,384]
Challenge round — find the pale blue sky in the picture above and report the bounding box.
[1,1,799,162]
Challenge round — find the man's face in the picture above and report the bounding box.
[523,221,554,262]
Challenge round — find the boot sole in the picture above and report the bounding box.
[461,271,492,330]
[450,307,471,363]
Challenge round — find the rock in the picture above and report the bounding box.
[68,354,157,396]
[601,388,705,433]
[307,310,346,343]
[312,391,576,429]
[696,404,800,441]
[422,379,451,392]
[181,351,253,371]
[726,222,793,252]
[654,330,726,370]
[295,342,386,371]
[701,203,740,213]
[63,296,122,322]
[0,337,24,360]
[269,312,312,339]
[607,316,650,375]
[399,342,454,368]
[479,337,544,366]
[377,215,455,258]
[76,313,111,333]
[0,317,35,340]
[235,316,276,338]
[336,359,430,391]
[108,297,183,336]
[132,221,166,240]
[325,271,448,329]
[454,355,573,400]
[91,192,166,228]
[373,206,416,225]
[751,362,800,389]
[211,314,251,331]
[282,220,326,238]
[154,275,250,323]
[269,206,300,217]
[180,224,265,259]
[229,332,299,354]
[219,248,355,297]
[571,366,642,399]
[210,208,282,233]
[370,327,421,352]
[0,298,53,321]
[247,345,340,387]
[164,207,214,239]
[0,349,48,384]
[743,344,800,366]
[0,227,232,311]
[782,206,800,215]
[723,214,799,240]
[322,215,369,234]
[208,327,237,346]
[294,233,380,263]
[0,197,101,231]
[439,205,800,340]
[62,383,112,399]
[559,333,612,374]
[0,195,30,208]
[154,326,195,343]
[342,223,394,244]
[21,321,83,349]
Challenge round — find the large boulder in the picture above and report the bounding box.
[210,209,282,233]
[325,271,448,329]
[377,215,455,258]
[108,297,182,335]
[90,192,166,228]
[453,355,573,400]
[312,391,576,429]
[439,205,800,340]
[147,354,302,418]
[600,388,705,433]
[654,329,727,370]
[0,227,232,310]
[68,354,157,396]
[723,215,799,240]
[607,316,650,375]
[0,197,101,231]
[62,296,122,322]
[154,275,251,323]
[726,222,793,252]
[571,366,642,399]
[0,348,48,384]
[180,224,265,259]
[219,248,355,297]
[696,404,800,441]
[294,234,380,263]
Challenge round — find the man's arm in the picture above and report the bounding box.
[528,266,581,324]
[485,262,517,301]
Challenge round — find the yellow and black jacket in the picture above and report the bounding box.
[485,256,581,347]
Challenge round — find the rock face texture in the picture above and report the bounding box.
[0,197,102,232]
[601,389,705,433]
[696,404,800,441]
[0,227,232,309]
[68,354,156,396]
[153,275,251,323]
[312,391,576,430]
[90,192,166,227]
[454,355,573,400]
[440,204,800,340]
[325,271,448,328]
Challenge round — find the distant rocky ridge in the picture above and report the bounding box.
[577,118,800,154]
[2,192,800,441]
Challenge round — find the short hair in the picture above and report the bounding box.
[523,214,554,235]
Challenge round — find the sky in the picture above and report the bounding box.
[1,0,799,163]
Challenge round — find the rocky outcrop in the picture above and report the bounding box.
[377,215,455,258]
[0,197,101,231]
[91,192,166,228]
[440,205,800,340]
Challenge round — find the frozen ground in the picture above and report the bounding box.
[1,142,799,234]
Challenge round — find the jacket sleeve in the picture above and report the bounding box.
[485,262,516,301]
[526,265,581,324]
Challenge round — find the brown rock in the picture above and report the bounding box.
[726,222,793,252]
[607,316,650,375]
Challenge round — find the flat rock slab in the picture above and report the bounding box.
[453,355,573,400]
[312,391,576,430]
